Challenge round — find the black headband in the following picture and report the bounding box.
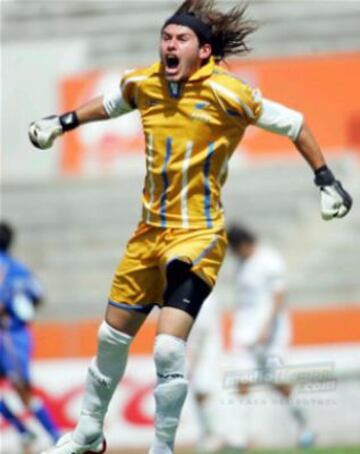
[163,13,212,45]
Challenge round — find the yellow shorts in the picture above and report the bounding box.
[109,221,227,312]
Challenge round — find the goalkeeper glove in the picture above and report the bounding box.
[314,166,352,220]
[28,111,79,150]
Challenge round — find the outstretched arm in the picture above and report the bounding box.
[294,121,326,171]
[29,87,133,150]
[75,96,109,124]
[254,98,353,219]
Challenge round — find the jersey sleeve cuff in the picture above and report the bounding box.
[103,86,134,118]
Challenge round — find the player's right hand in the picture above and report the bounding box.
[28,116,63,150]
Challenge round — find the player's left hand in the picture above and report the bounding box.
[314,166,353,220]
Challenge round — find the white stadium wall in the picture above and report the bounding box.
[1,40,86,183]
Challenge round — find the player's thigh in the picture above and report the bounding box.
[109,222,164,313]
[157,306,195,340]
[162,227,227,289]
[105,304,149,336]
[156,228,226,339]
[159,260,214,340]
[108,258,160,336]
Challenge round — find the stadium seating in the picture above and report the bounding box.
[3,0,360,67]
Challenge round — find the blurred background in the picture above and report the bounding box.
[1,0,360,452]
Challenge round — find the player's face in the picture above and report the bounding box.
[160,24,212,82]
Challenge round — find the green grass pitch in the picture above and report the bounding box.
[110,446,360,454]
[188,448,360,454]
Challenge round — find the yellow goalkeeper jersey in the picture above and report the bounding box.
[121,57,262,230]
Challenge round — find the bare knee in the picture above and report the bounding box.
[105,304,147,336]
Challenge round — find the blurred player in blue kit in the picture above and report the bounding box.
[0,222,60,451]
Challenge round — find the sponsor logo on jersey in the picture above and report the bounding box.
[191,102,212,123]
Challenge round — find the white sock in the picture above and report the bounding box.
[149,334,188,454]
[73,321,132,445]
[149,437,174,454]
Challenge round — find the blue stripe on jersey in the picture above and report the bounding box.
[160,137,173,227]
[204,142,214,228]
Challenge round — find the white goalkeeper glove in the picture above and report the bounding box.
[314,166,353,220]
[29,111,79,150]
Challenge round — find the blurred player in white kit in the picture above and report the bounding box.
[187,293,224,452]
[227,224,316,449]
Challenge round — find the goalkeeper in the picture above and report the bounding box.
[29,1,352,453]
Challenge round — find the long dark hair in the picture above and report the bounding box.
[174,0,258,62]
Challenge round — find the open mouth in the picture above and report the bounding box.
[165,55,180,72]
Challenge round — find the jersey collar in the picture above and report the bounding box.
[155,57,215,98]
[155,57,216,82]
[188,57,215,82]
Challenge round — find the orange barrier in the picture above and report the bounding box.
[292,306,360,345]
[60,52,360,175]
[32,305,360,359]
[230,53,360,158]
